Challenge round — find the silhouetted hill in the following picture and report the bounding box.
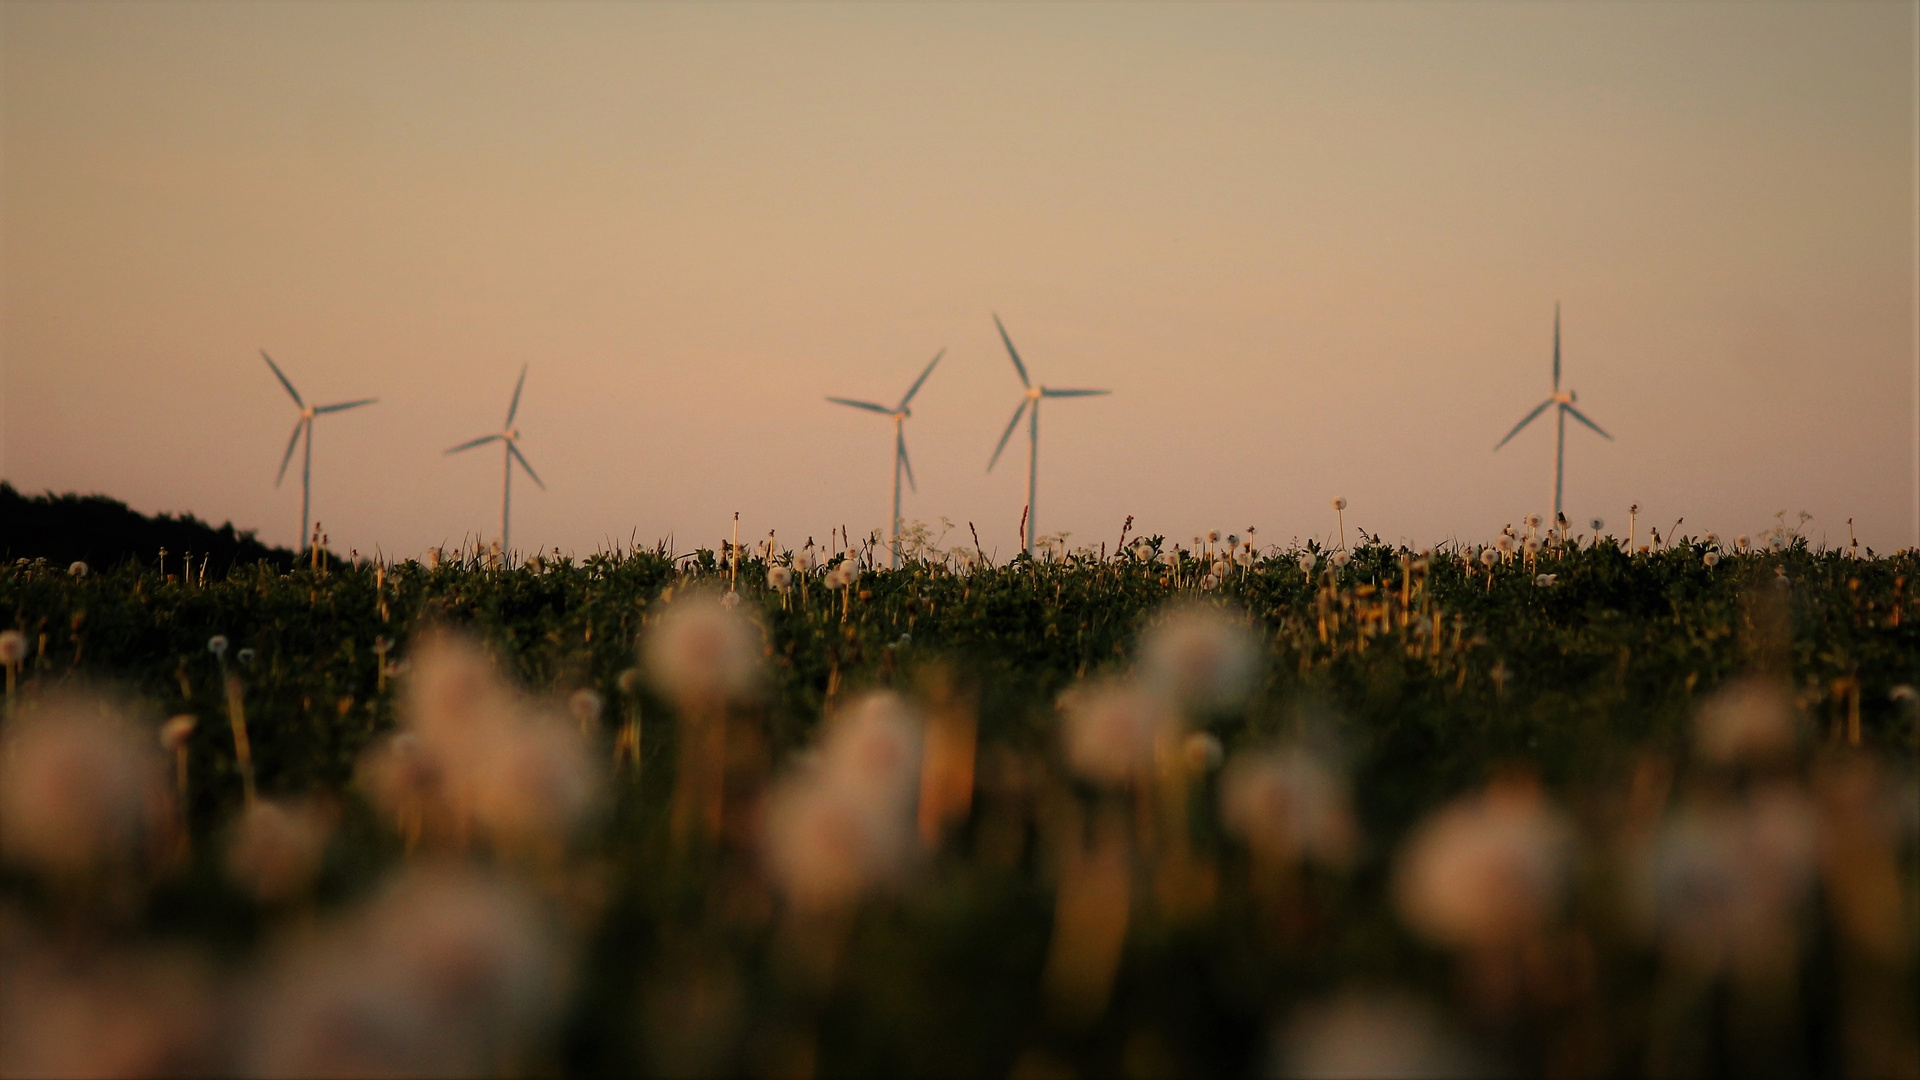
[0,483,299,573]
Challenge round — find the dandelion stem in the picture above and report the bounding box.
[225,673,256,805]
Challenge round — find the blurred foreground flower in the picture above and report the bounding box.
[1220,748,1357,871]
[764,691,922,913]
[1058,678,1173,786]
[643,589,765,849]
[0,692,175,886]
[1271,993,1487,1079]
[0,937,218,1078]
[644,589,762,712]
[243,864,568,1078]
[226,798,336,906]
[358,632,601,855]
[1394,775,1573,953]
[1693,678,1800,767]
[1639,784,1818,980]
[1137,603,1260,713]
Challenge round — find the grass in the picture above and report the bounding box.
[1,531,1916,1077]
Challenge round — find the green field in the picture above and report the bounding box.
[2,532,1916,1078]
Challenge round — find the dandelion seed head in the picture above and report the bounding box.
[1694,678,1799,766]
[568,688,604,728]
[1704,551,1720,567]
[1590,519,1604,532]
[1059,678,1173,785]
[767,565,793,593]
[1524,514,1542,530]
[1394,775,1573,951]
[1139,603,1260,712]
[1220,748,1357,869]
[1296,552,1316,574]
[207,635,229,658]
[1273,993,1485,1080]
[1736,535,1752,552]
[1534,574,1556,586]
[0,629,28,665]
[1330,550,1351,568]
[1479,548,1498,567]
[245,865,566,1078]
[69,561,88,579]
[0,693,173,881]
[226,798,334,905]
[643,591,764,710]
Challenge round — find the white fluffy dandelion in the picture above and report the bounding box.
[643,591,763,710]
[1296,552,1316,574]
[767,565,793,593]
[1139,603,1260,712]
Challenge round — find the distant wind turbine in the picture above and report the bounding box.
[1493,304,1613,523]
[827,348,946,569]
[986,314,1111,558]
[446,364,545,559]
[260,350,377,552]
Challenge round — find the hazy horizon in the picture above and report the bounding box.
[4,2,1914,558]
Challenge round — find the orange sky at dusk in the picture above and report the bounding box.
[2,3,1913,558]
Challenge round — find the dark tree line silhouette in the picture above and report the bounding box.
[1,483,297,573]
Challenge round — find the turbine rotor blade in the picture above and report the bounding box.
[445,434,502,454]
[827,396,892,414]
[1041,387,1110,398]
[261,350,304,408]
[897,348,945,411]
[1563,403,1613,440]
[315,397,378,414]
[276,418,306,486]
[1493,398,1554,451]
[509,441,546,489]
[505,364,529,426]
[898,431,917,493]
[987,397,1030,472]
[992,313,1032,388]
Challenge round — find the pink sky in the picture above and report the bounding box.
[3,3,1913,558]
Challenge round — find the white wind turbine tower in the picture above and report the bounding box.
[826,348,946,569]
[260,350,377,552]
[986,314,1111,558]
[1493,304,1613,524]
[445,364,545,560]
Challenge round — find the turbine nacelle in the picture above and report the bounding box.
[1552,391,1575,405]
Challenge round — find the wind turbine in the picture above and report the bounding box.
[1493,304,1613,523]
[826,348,946,569]
[260,350,377,552]
[986,314,1111,558]
[446,364,545,560]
